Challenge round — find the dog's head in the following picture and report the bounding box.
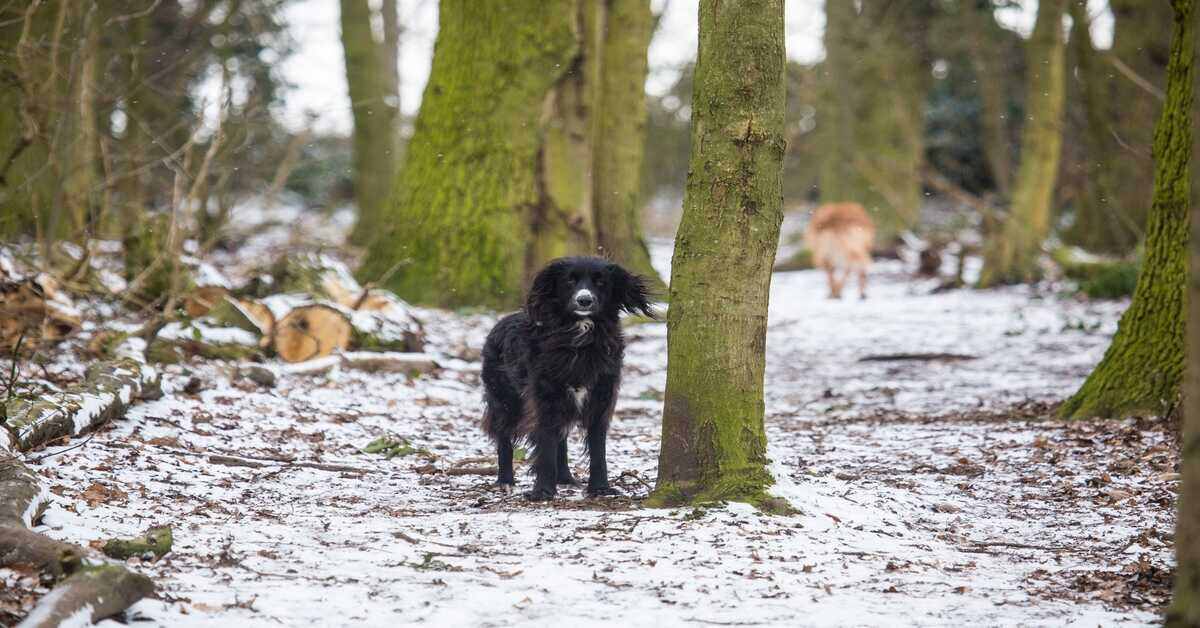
[526,257,655,326]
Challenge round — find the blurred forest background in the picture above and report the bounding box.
[0,0,1191,300]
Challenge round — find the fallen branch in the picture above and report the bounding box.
[859,353,977,363]
[281,351,440,377]
[205,452,371,474]
[444,466,498,476]
[102,525,172,560]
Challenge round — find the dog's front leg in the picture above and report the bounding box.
[585,375,621,497]
[525,385,574,501]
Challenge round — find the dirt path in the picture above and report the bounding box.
[18,255,1173,627]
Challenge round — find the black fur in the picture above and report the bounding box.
[481,257,654,501]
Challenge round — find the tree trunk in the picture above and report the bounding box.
[359,1,662,308]
[648,0,784,508]
[342,0,398,245]
[978,0,1067,287]
[1172,4,1200,622]
[966,3,1013,197]
[592,0,665,292]
[1061,0,1192,421]
[358,0,581,308]
[818,0,929,245]
[1063,0,1141,255]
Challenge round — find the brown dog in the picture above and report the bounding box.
[804,202,875,299]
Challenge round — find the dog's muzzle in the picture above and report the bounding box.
[572,289,595,316]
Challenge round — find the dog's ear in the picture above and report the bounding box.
[525,261,562,326]
[611,265,656,318]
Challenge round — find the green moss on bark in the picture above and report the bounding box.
[1061,0,1193,422]
[649,0,785,509]
[357,1,580,308]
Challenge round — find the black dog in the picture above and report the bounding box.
[481,257,654,501]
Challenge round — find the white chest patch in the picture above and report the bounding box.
[574,318,594,337]
[571,386,589,410]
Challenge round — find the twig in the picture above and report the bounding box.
[444,466,497,476]
[858,353,977,363]
[27,431,97,463]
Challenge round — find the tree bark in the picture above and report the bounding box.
[1166,8,1198,623]
[1061,0,1192,421]
[592,0,665,292]
[358,0,582,308]
[978,0,1067,287]
[966,3,1013,197]
[359,1,662,308]
[649,0,784,507]
[342,0,399,245]
[17,564,154,628]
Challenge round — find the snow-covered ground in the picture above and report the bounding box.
[14,242,1176,627]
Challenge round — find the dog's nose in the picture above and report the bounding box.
[576,293,594,307]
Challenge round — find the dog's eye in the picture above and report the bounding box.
[594,275,606,286]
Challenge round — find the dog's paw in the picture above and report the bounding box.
[524,487,556,502]
[556,474,580,487]
[586,485,622,498]
[494,481,515,495]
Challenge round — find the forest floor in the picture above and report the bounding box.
[4,228,1179,627]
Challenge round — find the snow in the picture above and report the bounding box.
[13,242,1171,627]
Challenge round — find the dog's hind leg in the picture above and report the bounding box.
[556,438,578,486]
[496,437,515,492]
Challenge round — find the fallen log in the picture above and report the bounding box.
[274,303,353,362]
[3,346,161,452]
[147,320,262,364]
[0,454,153,625]
[282,351,440,377]
[16,564,154,628]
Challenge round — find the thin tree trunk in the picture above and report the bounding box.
[649,0,785,508]
[342,0,398,245]
[1063,0,1140,255]
[967,3,1012,197]
[1061,0,1192,422]
[592,0,665,293]
[358,1,581,308]
[978,0,1067,287]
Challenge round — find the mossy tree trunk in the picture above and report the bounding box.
[342,0,399,246]
[818,0,930,246]
[1063,0,1141,255]
[1061,0,1192,421]
[1168,1,1199,619]
[360,0,662,308]
[592,0,665,293]
[648,0,784,507]
[977,0,1067,287]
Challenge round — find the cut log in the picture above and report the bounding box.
[274,304,353,362]
[0,275,82,351]
[271,252,363,307]
[16,563,154,628]
[102,525,172,560]
[3,346,161,452]
[183,285,229,318]
[0,454,82,578]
